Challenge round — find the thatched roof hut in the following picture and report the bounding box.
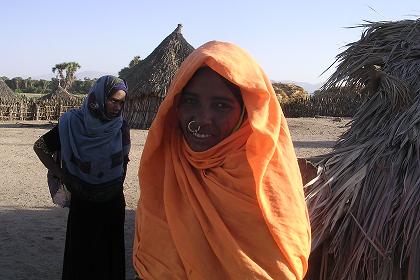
[304,19,420,280]
[124,24,194,129]
[37,86,82,105]
[0,78,17,103]
[273,82,309,102]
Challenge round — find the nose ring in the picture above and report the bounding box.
[187,120,200,134]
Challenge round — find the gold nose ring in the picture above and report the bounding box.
[187,120,200,133]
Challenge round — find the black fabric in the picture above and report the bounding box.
[39,122,130,279]
[121,121,130,147]
[62,191,126,280]
[64,169,124,203]
[42,125,60,152]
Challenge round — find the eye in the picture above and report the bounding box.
[109,99,124,105]
[181,96,197,105]
[215,102,232,110]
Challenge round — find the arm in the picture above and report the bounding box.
[121,120,131,182]
[33,138,67,180]
[33,126,68,182]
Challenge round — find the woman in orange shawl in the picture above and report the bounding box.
[134,41,311,279]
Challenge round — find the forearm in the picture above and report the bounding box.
[33,138,66,180]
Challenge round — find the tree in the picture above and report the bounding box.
[52,62,81,91]
[52,63,67,87]
[64,62,81,90]
[118,56,141,80]
[11,77,23,91]
[71,77,96,95]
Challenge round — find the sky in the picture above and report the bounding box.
[1,0,418,85]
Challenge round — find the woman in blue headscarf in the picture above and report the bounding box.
[34,75,130,280]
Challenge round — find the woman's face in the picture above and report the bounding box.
[105,89,126,118]
[177,68,242,152]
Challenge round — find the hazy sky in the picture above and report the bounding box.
[1,0,418,84]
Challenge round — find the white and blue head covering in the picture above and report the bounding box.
[58,75,130,184]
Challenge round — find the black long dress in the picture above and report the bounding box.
[42,123,130,280]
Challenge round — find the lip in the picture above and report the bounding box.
[191,131,212,138]
[185,129,216,148]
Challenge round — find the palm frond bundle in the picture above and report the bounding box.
[0,78,17,103]
[36,86,82,105]
[305,19,420,280]
[123,24,194,129]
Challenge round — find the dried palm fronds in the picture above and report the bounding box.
[0,78,17,103]
[37,86,82,105]
[305,19,420,280]
[123,24,194,129]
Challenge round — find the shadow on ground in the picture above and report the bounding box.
[0,207,136,280]
[0,122,56,129]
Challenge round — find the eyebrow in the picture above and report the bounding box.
[181,91,237,103]
[110,97,125,102]
[181,91,198,97]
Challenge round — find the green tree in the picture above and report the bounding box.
[52,62,81,91]
[71,78,96,95]
[118,56,141,80]
[11,77,23,91]
[52,63,67,87]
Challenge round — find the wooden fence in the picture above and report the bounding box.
[280,94,364,118]
[0,100,82,121]
[0,94,363,122]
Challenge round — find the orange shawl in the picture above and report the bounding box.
[134,41,311,279]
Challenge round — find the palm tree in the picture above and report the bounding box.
[52,63,67,87]
[52,62,81,91]
[64,62,81,90]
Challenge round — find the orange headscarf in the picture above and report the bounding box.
[134,41,311,279]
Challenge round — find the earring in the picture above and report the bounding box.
[187,120,200,134]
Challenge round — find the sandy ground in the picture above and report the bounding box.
[0,117,349,280]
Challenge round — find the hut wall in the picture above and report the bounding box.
[0,100,81,121]
[125,95,163,129]
[280,94,363,118]
[122,93,363,128]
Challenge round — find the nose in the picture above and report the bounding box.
[114,103,123,112]
[195,109,212,126]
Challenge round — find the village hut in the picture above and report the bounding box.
[33,86,82,120]
[272,82,312,117]
[273,82,309,103]
[36,86,81,104]
[304,19,420,280]
[0,78,17,103]
[124,24,194,129]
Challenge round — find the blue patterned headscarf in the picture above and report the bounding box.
[58,75,130,184]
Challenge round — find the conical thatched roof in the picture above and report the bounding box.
[123,24,194,129]
[126,24,195,98]
[0,78,17,102]
[37,86,81,104]
[305,19,420,280]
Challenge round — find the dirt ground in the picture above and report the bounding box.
[0,117,349,280]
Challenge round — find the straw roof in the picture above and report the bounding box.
[272,82,309,102]
[126,24,194,98]
[0,78,17,102]
[305,19,420,280]
[37,86,81,103]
